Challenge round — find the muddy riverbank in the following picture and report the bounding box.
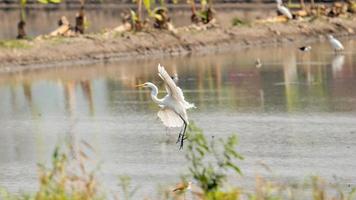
[0,15,355,72]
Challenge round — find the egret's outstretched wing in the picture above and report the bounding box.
[158,64,195,109]
[157,108,184,127]
[158,64,180,99]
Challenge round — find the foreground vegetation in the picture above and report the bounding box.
[0,124,355,200]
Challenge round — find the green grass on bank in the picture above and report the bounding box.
[231,17,251,27]
[0,39,32,49]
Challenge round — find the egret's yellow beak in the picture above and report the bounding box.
[135,84,145,88]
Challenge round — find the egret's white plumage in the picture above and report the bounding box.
[276,0,293,20]
[328,35,344,51]
[137,64,194,149]
[157,64,195,110]
[157,108,184,127]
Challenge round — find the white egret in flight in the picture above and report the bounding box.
[327,35,344,52]
[136,64,195,149]
[276,0,293,20]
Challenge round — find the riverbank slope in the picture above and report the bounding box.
[0,15,355,73]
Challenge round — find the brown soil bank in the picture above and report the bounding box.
[0,16,355,73]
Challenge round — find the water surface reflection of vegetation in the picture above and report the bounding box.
[0,40,355,117]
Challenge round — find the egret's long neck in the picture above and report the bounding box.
[148,84,164,105]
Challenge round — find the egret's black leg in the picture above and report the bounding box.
[176,126,184,143]
[182,121,188,140]
[176,133,182,144]
[179,121,187,150]
[176,114,188,150]
[182,121,187,141]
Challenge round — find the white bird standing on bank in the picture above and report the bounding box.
[328,35,344,52]
[136,64,195,149]
[276,0,293,20]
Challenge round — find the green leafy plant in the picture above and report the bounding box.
[311,176,356,200]
[1,130,356,200]
[185,123,244,198]
[130,0,174,31]
[0,188,31,200]
[245,176,356,200]
[188,0,216,24]
[16,0,27,39]
[37,0,61,4]
[0,141,103,200]
[129,9,144,31]
[16,0,62,39]
[118,176,139,200]
[232,17,250,27]
[74,0,86,34]
[35,144,103,200]
[144,0,172,30]
[0,40,31,49]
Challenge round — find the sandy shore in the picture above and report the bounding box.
[0,15,355,73]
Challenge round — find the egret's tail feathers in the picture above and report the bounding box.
[157,108,184,128]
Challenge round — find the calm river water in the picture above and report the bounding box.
[0,39,355,198]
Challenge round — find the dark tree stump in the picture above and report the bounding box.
[17,20,26,39]
[75,7,85,34]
